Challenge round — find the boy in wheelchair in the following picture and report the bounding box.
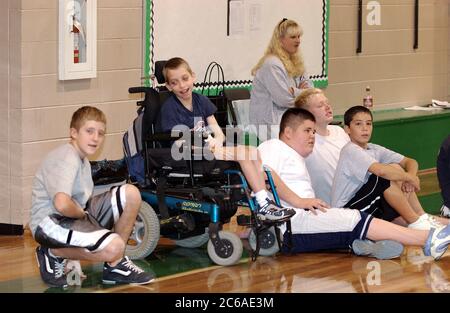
[157,57,312,221]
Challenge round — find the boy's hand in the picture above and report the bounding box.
[402,181,418,193]
[300,198,329,215]
[205,135,221,153]
[405,173,420,191]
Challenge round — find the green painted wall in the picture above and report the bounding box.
[336,109,450,170]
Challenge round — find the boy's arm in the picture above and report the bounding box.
[206,115,225,147]
[368,162,420,191]
[398,157,419,192]
[398,157,419,176]
[270,170,329,214]
[53,192,86,219]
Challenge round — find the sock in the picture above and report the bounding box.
[254,190,269,208]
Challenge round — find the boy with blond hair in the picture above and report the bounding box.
[295,88,350,205]
[31,106,154,288]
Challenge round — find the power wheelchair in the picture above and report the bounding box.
[113,64,293,266]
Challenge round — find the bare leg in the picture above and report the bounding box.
[219,145,266,192]
[406,191,449,225]
[383,183,421,224]
[51,236,125,266]
[52,184,142,266]
[113,184,142,242]
[367,218,429,246]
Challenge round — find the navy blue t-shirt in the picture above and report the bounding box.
[159,93,217,132]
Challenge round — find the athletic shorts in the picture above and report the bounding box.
[282,208,373,253]
[344,174,400,222]
[33,185,127,252]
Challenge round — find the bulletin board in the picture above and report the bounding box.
[143,0,329,88]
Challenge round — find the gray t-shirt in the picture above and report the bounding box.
[29,143,93,236]
[249,56,313,139]
[331,142,404,208]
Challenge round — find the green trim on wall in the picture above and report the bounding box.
[324,0,329,83]
[143,0,151,87]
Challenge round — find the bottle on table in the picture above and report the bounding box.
[363,86,373,109]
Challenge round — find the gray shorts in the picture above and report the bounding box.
[34,185,127,252]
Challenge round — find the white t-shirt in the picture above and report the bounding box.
[305,125,349,205]
[331,142,404,208]
[258,139,315,207]
[258,138,362,235]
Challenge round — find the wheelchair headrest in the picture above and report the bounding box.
[155,60,167,84]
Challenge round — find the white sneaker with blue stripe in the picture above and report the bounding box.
[423,224,450,260]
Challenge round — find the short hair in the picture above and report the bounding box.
[70,106,106,131]
[344,105,373,126]
[294,88,324,109]
[162,57,194,82]
[279,107,316,137]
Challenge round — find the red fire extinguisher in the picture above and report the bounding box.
[73,23,80,64]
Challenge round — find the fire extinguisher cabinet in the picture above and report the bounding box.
[58,0,97,80]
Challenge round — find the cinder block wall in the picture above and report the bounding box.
[327,0,448,114]
[0,0,448,228]
[2,0,143,227]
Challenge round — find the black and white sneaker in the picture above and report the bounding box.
[102,256,155,285]
[35,246,68,288]
[257,199,296,221]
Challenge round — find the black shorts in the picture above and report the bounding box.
[34,185,127,251]
[344,174,400,222]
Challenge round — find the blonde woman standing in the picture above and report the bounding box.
[250,18,313,139]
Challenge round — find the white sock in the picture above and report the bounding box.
[254,190,269,208]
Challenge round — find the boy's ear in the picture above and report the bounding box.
[283,126,293,139]
[344,125,350,134]
[70,127,78,140]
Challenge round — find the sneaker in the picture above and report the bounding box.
[35,246,68,288]
[424,224,450,260]
[352,239,404,260]
[440,205,450,218]
[102,256,155,285]
[408,214,443,230]
[257,199,296,221]
[427,214,445,228]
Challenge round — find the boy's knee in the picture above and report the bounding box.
[124,184,141,205]
[103,237,125,262]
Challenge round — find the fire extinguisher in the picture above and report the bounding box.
[73,23,80,64]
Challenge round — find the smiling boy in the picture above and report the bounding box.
[30,106,154,288]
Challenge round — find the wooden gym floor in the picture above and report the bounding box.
[0,171,448,293]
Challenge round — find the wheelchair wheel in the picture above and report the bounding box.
[248,226,280,256]
[126,201,160,259]
[207,230,243,266]
[174,228,210,248]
